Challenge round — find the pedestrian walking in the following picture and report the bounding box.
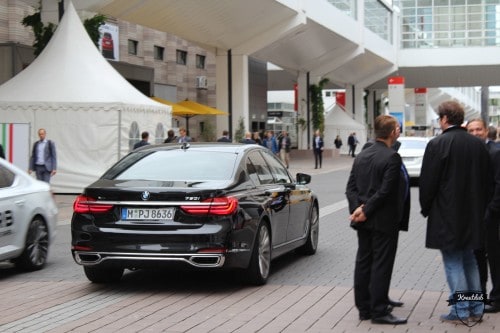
[334,135,342,156]
[312,129,324,169]
[29,128,57,183]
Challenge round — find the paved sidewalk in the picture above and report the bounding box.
[5,152,499,332]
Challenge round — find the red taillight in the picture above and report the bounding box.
[180,197,238,216]
[72,245,92,251]
[197,247,227,253]
[73,195,114,214]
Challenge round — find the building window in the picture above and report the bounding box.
[128,39,138,55]
[176,49,187,65]
[196,54,206,69]
[154,46,164,60]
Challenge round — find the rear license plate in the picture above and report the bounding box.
[122,208,175,221]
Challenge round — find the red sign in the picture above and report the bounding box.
[336,92,346,108]
[388,76,405,85]
[414,88,427,93]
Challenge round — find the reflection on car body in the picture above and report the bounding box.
[71,143,319,285]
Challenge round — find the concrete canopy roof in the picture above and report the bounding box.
[28,0,500,90]
[81,0,396,88]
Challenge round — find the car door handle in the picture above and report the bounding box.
[15,199,26,206]
[265,187,285,195]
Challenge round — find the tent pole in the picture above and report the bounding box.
[118,109,122,160]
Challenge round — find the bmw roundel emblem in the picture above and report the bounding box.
[141,191,150,200]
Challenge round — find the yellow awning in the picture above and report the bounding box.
[151,97,198,116]
[177,100,228,116]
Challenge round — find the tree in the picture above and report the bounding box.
[199,121,216,142]
[234,117,246,143]
[22,2,105,57]
[21,8,56,57]
[309,78,329,133]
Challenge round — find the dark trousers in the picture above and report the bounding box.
[313,149,322,168]
[474,219,500,302]
[354,228,399,318]
[349,144,357,157]
[35,164,51,183]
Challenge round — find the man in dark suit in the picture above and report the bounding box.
[217,130,231,142]
[467,118,500,313]
[420,101,490,324]
[346,115,409,325]
[240,131,256,144]
[312,129,324,169]
[29,128,57,183]
[133,131,150,150]
[177,127,192,143]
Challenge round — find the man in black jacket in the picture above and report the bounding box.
[346,115,409,325]
[420,101,490,324]
[467,118,500,313]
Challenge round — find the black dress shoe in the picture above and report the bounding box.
[359,313,371,321]
[484,304,500,313]
[388,299,404,307]
[371,314,407,325]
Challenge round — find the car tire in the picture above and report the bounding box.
[246,222,271,285]
[14,217,49,271]
[84,266,124,283]
[297,204,319,255]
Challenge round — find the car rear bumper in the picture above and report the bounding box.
[73,250,226,268]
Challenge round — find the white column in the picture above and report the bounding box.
[297,72,309,149]
[231,54,250,134]
[216,51,249,138]
[215,49,230,135]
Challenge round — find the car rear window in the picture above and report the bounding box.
[399,139,427,149]
[103,150,238,181]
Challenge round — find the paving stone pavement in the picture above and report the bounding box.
[1,152,499,332]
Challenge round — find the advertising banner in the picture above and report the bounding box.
[99,22,119,61]
[414,88,428,125]
[388,76,405,126]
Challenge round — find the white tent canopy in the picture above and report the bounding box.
[0,1,171,193]
[324,104,366,155]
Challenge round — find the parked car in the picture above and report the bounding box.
[397,136,431,181]
[101,32,114,59]
[0,158,58,270]
[71,143,319,285]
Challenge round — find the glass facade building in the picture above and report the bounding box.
[399,0,500,48]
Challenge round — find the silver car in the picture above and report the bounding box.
[0,158,58,270]
[397,136,431,180]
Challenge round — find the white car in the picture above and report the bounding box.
[397,136,431,180]
[0,158,57,270]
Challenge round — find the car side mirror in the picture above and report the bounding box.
[296,173,311,185]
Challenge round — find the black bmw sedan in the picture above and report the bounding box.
[71,143,319,285]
